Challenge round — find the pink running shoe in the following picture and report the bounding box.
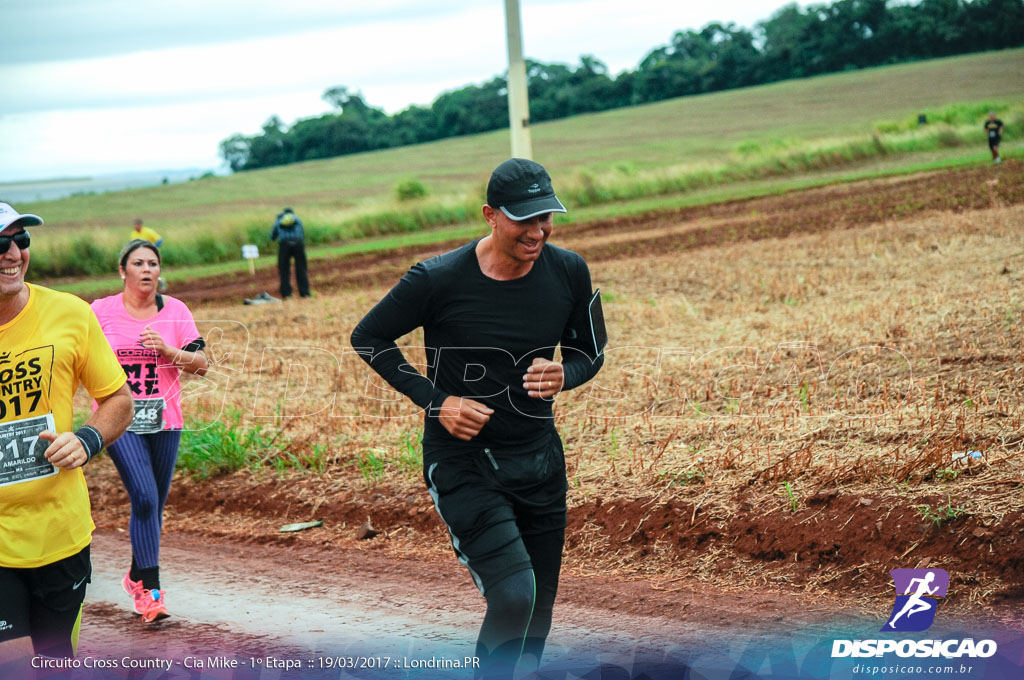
[122,572,144,614]
[135,588,170,623]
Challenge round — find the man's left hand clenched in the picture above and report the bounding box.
[523,357,564,399]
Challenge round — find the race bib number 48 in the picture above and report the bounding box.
[0,413,57,488]
[129,398,165,434]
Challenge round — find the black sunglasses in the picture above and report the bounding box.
[0,230,30,255]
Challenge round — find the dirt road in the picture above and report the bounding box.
[65,530,1020,680]
[78,529,838,678]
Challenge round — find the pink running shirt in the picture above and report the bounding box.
[91,294,202,430]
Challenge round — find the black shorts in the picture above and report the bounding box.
[424,435,568,595]
[0,545,91,657]
[989,136,1001,148]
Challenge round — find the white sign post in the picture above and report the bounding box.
[241,244,259,275]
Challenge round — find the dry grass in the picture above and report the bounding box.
[559,204,1024,478]
[169,199,1024,505]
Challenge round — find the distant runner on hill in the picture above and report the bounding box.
[352,158,606,679]
[984,111,1004,164]
[131,218,163,248]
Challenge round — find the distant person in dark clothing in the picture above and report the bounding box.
[351,158,606,679]
[984,111,1004,164]
[270,207,310,298]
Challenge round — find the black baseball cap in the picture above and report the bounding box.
[486,158,567,221]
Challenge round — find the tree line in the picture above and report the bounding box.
[220,0,1024,172]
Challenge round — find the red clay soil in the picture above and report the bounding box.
[75,529,872,676]
[86,457,1024,625]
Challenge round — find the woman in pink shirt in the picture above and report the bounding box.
[91,240,208,623]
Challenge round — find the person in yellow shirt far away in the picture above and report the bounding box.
[131,218,167,291]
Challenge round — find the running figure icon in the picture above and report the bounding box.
[882,568,949,632]
[887,572,938,628]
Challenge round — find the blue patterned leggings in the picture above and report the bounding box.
[106,430,182,569]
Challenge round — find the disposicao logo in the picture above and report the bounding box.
[883,568,949,632]
[831,568,998,659]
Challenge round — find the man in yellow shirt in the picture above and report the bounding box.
[0,202,133,672]
[131,218,163,247]
[130,218,167,291]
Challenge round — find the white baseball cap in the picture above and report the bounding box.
[0,202,43,230]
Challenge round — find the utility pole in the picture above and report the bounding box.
[504,0,533,159]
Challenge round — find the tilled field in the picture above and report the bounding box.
[109,162,1024,307]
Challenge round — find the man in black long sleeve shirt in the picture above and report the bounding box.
[351,158,604,679]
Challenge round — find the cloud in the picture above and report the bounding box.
[2,5,506,117]
[1,0,470,65]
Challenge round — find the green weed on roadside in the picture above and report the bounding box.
[396,430,423,477]
[177,408,283,479]
[355,442,388,483]
[783,481,799,512]
[916,493,966,528]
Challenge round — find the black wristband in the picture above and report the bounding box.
[74,425,104,461]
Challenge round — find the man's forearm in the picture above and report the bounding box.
[562,350,604,391]
[351,339,443,410]
[87,384,134,445]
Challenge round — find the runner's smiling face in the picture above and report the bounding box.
[120,246,161,294]
[0,225,29,299]
[486,208,553,264]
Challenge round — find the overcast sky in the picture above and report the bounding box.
[0,0,803,183]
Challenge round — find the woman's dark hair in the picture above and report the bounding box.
[119,239,161,270]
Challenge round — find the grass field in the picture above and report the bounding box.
[12,49,1024,281]
[45,148,1012,298]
